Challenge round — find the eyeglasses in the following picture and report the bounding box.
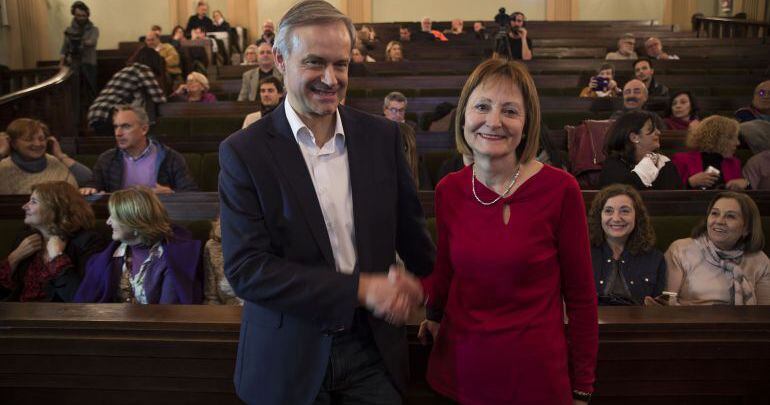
[387,107,406,114]
[757,89,769,98]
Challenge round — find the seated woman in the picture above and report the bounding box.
[170,25,186,50]
[74,186,203,304]
[672,115,748,190]
[171,72,217,103]
[203,217,241,305]
[0,118,92,194]
[0,181,106,302]
[241,44,258,66]
[351,43,375,63]
[663,91,700,130]
[599,110,682,189]
[589,184,666,305]
[385,41,405,62]
[210,10,231,32]
[665,192,769,305]
[579,63,621,98]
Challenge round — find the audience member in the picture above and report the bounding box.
[672,115,747,190]
[735,80,770,122]
[644,37,679,60]
[60,1,99,103]
[418,17,448,41]
[740,119,770,154]
[397,122,421,188]
[605,33,638,60]
[743,150,770,189]
[0,181,105,302]
[210,10,231,32]
[497,11,533,60]
[81,105,198,195]
[237,42,281,102]
[579,63,621,98]
[664,91,700,130]
[443,18,465,38]
[242,76,284,128]
[383,91,418,130]
[150,25,162,37]
[352,45,375,63]
[257,19,275,45]
[399,25,411,42]
[473,21,489,40]
[190,26,218,57]
[589,184,666,305]
[664,192,769,305]
[145,31,181,83]
[74,186,203,304]
[599,111,682,189]
[185,1,214,35]
[0,118,92,194]
[87,47,167,135]
[358,25,379,50]
[241,44,258,65]
[634,58,668,97]
[170,25,185,49]
[385,41,405,62]
[172,71,217,103]
[203,217,241,305]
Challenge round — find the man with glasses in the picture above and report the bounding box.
[383,91,418,130]
[736,80,770,123]
[80,105,198,195]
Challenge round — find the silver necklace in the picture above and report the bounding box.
[472,165,521,206]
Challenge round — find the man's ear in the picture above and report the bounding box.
[274,49,286,74]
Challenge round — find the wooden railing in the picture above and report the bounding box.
[0,66,59,96]
[693,14,770,41]
[0,66,78,138]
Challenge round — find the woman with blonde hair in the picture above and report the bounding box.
[417,58,597,404]
[385,40,405,62]
[74,186,203,304]
[172,71,217,103]
[672,115,748,190]
[0,181,105,301]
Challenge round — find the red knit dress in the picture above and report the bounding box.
[422,164,598,405]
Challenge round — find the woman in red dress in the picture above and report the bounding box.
[418,58,598,404]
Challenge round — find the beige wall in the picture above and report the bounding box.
[371,0,547,22]
[258,0,342,30]
[577,0,664,21]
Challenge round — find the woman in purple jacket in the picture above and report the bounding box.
[74,186,203,304]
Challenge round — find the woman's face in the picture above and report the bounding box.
[706,198,747,250]
[173,28,184,39]
[601,194,636,243]
[631,119,660,157]
[244,49,258,64]
[722,132,740,158]
[187,78,203,95]
[388,44,403,61]
[671,93,692,119]
[107,215,137,243]
[22,192,46,229]
[213,11,222,21]
[351,48,364,64]
[13,129,47,160]
[463,78,526,160]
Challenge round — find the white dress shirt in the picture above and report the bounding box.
[285,100,357,274]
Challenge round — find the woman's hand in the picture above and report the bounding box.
[688,171,719,188]
[46,236,67,262]
[47,136,64,159]
[417,319,440,345]
[726,178,749,191]
[8,234,43,270]
[173,84,188,95]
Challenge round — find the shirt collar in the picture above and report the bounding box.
[284,99,345,148]
[121,139,156,162]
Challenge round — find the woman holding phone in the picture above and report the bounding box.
[580,63,620,98]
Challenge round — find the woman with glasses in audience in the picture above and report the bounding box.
[599,111,682,190]
[588,184,666,306]
[672,115,748,190]
[0,181,105,302]
[172,71,217,103]
[663,91,700,130]
[417,58,597,405]
[0,118,92,194]
[241,44,259,66]
[74,186,203,304]
[664,192,769,305]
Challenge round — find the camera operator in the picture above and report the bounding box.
[60,2,99,104]
[492,11,533,60]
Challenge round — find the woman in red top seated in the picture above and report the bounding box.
[672,115,748,190]
[663,91,700,130]
[417,58,598,405]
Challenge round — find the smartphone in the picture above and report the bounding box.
[706,165,721,176]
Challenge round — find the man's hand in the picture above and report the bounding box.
[517,27,528,38]
[8,234,43,270]
[153,184,175,194]
[358,265,423,325]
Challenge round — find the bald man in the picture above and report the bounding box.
[611,79,666,128]
[736,80,770,123]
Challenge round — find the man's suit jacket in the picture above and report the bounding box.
[218,102,436,405]
[236,67,282,101]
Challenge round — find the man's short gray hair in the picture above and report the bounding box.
[384,91,408,108]
[113,104,149,127]
[274,0,356,57]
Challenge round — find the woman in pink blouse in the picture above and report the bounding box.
[417,58,598,404]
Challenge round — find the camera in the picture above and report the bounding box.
[594,76,609,91]
[64,29,84,57]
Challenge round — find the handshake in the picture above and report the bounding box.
[358,265,424,325]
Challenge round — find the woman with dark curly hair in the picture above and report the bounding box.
[0,181,106,301]
[672,115,748,190]
[588,184,666,305]
[663,91,700,130]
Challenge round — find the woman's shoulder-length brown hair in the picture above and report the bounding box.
[31,181,95,238]
[454,57,541,163]
[108,186,173,246]
[691,191,765,253]
[587,184,656,254]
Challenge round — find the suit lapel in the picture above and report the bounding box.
[264,103,336,268]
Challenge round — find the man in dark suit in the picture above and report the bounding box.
[218,2,435,404]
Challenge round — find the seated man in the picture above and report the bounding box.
[237,42,282,101]
[242,76,284,128]
[399,25,411,42]
[443,18,466,38]
[744,150,770,189]
[473,21,489,40]
[80,105,198,195]
[735,80,770,122]
[634,57,668,97]
[256,19,275,45]
[417,17,448,41]
[610,79,665,128]
[605,33,638,60]
[644,37,679,60]
[145,30,181,82]
[382,91,417,129]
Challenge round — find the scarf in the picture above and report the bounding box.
[696,235,755,305]
[11,151,47,173]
